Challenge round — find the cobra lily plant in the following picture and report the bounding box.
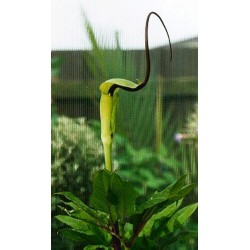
[99,12,172,172]
[55,12,197,250]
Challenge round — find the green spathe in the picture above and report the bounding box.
[100,78,140,94]
[99,78,142,171]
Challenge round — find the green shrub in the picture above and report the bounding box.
[52,116,103,207]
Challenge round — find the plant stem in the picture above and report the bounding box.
[112,222,121,250]
[100,93,113,171]
[103,140,112,171]
[155,76,163,176]
[155,76,163,155]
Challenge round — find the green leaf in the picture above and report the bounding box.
[140,199,183,237]
[109,172,139,220]
[90,170,118,223]
[59,228,109,246]
[55,215,95,233]
[71,210,97,225]
[55,192,109,225]
[167,203,198,232]
[170,175,188,194]
[61,201,80,210]
[55,192,87,209]
[59,228,87,243]
[176,203,198,225]
[56,216,107,245]
[128,176,196,244]
[90,170,139,223]
[135,184,173,214]
[135,175,190,215]
[128,188,175,244]
[177,183,197,197]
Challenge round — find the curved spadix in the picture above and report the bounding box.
[100,11,172,96]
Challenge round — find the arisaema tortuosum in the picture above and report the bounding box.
[99,12,172,172]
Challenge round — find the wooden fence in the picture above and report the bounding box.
[51,37,198,121]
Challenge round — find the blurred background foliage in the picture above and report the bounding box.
[51,116,103,208]
[51,116,104,250]
[51,15,198,250]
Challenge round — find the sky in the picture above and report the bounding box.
[52,0,198,50]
